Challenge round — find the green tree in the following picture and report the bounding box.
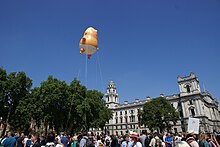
[75,89,112,131]
[0,68,112,134]
[39,76,69,133]
[0,68,32,134]
[66,78,87,133]
[141,97,179,133]
[0,68,8,130]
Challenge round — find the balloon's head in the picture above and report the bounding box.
[84,27,98,39]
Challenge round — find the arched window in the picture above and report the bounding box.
[115,118,118,124]
[191,109,195,116]
[186,85,191,93]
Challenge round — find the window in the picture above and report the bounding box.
[191,109,195,116]
[120,117,123,123]
[115,118,118,124]
[174,128,177,133]
[138,109,140,113]
[125,111,127,115]
[189,100,193,105]
[133,116,135,122]
[116,112,117,116]
[138,115,141,122]
[120,111,122,115]
[125,117,127,123]
[130,115,135,122]
[180,111,183,117]
[181,120,184,125]
[186,85,191,93]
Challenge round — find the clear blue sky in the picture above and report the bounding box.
[0,0,219,103]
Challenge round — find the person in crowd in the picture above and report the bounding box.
[139,131,146,147]
[149,133,160,147]
[24,135,32,147]
[205,133,217,147]
[128,132,142,147]
[79,131,88,147]
[198,133,211,147]
[61,135,68,147]
[31,132,41,147]
[1,134,8,146]
[40,133,47,147]
[175,141,190,147]
[104,134,111,147]
[13,132,19,141]
[158,135,165,147]
[161,133,166,143]
[165,133,172,147]
[70,136,78,147]
[16,133,24,147]
[45,132,56,147]
[95,135,103,147]
[121,134,130,147]
[110,135,117,147]
[186,133,199,147]
[1,131,16,147]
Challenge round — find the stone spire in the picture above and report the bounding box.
[105,80,119,109]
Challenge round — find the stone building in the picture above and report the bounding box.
[103,73,220,135]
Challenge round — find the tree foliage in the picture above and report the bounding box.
[141,97,179,132]
[0,68,112,134]
[0,69,32,134]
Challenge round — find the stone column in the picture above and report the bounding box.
[209,108,213,120]
[195,100,201,116]
[181,102,186,118]
[198,100,204,115]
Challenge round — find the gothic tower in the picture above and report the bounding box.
[105,80,119,109]
[178,72,201,97]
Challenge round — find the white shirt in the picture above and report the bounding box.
[190,141,199,147]
[95,140,103,147]
[162,142,166,147]
[129,141,142,147]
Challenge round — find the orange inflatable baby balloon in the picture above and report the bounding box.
[79,27,98,59]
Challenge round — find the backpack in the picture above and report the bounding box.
[26,140,32,147]
[144,137,150,147]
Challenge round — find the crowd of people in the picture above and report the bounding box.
[0,130,220,147]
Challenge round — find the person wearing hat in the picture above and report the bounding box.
[129,132,142,147]
[186,132,199,147]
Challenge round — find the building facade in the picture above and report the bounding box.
[104,73,220,135]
